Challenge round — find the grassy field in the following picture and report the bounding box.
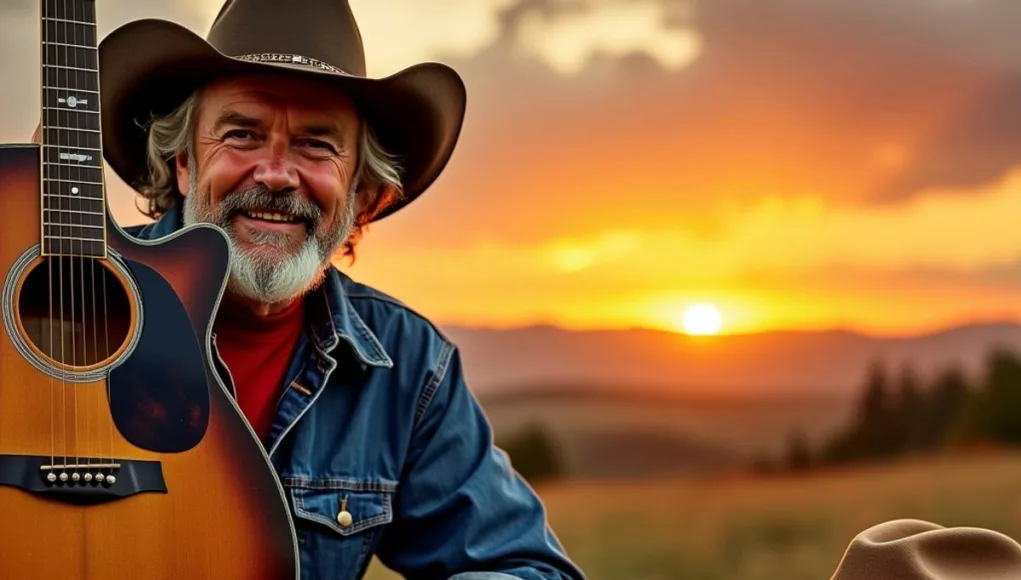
[364,450,1021,579]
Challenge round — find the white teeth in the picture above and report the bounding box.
[246,210,296,222]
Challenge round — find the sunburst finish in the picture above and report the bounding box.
[0,0,299,577]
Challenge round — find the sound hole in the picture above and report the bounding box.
[17,257,132,368]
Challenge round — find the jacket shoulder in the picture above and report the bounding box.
[339,272,451,347]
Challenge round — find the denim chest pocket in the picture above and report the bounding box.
[284,479,396,580]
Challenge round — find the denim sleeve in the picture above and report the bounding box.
[374,341,586,580]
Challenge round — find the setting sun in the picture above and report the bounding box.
[682,303,723,335]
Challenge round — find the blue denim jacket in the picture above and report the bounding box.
[123,205,584,580]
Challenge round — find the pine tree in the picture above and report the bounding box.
[855,358,892,460]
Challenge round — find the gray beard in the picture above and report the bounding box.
[182,168,356,304]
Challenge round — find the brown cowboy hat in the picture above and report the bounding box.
[829,519,1021,580]
[98,0,466,222]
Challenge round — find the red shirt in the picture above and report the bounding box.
[213,298,305,442]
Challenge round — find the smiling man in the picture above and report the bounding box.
[91,1,585,579]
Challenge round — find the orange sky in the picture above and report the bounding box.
[4,0,1021,337]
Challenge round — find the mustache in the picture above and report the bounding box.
[217,186,323,225]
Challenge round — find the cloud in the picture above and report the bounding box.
[870,76,1021,203]
[497,0,701,74]
[4,0,1021,239]
[355,0,1021,258]
[351,0,518,76]
[348,163,1021,335]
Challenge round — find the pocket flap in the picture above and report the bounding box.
[290,486,393,536]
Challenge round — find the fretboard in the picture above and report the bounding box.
[40,0,105,258]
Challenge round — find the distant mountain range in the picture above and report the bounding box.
[440,321,1021,399]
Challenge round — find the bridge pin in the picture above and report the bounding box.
[105,475,116,485]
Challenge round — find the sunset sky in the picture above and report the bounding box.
[3,0,1021,336]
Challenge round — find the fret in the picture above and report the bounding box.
[43,144,100,152]
[42,21,96,48]
[44,66,98,93]
[43,180,103,199]
[42,16,93,25]
[43,108,100,132]
[42,0,97,23]
[46,126,99,134]
[45,207,105,220]
[42,45,97,70]
[43,164,103,182]
[43,195,105,212]
[48,177,103,186]
[45,193,102,200]
[44,41,95,50]
[43,64,98,73]
[45,105,98,116]
[39,0,104,259]
[44,231,104,242]
[42,127,101,150]
[42,87,97,95]
[42,237,106,258]
[45,221,104,230]
[45,207,104,215]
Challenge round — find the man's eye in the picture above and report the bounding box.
[224,129,255,141]
[301,139,337,153]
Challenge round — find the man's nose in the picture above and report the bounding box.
[252,148,300,192]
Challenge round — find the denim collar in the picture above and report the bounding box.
[136,204,393,370]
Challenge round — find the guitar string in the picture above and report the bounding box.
[85,0,103,480]
[91,0,114,480]
[89,25,101,481]
[44,0,56,480]
[79,0,95,480]
[58,0,69,481]
[70,0,82,482]
[76,0,91,481]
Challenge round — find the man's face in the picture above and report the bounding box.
[176,73,361,306]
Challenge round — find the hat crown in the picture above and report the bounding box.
[206,0,366,77]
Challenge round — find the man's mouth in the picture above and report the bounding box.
[233,209,313,238]
[241,209,300,223]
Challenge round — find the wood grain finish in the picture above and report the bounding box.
[0,145,299,579]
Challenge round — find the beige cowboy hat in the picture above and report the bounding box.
[98,0,466,222]
[830,519,1021,580]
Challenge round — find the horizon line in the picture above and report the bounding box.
[435,317,1021,340]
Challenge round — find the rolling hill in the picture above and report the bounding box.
[436,321,1021,478]
[442,321,1021,398]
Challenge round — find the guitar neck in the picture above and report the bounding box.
[39,0,106,259]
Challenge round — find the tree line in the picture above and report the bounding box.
[774,347,1021,473]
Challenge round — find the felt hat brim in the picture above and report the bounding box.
[830,518,1021,580]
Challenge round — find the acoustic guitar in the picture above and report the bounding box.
[0,1,300,577]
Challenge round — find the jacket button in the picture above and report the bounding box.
[337,510,353,528]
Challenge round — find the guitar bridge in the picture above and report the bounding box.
[40,461,123,485]
[0,454,166,504]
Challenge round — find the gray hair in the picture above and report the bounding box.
[137,88,404,220]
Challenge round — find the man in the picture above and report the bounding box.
[91,1,586,579]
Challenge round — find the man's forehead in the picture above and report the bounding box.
[199,73,358,117]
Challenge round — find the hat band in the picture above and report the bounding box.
[235,52,349,75]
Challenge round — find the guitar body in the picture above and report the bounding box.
[0,145,300,578]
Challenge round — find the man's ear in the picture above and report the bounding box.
[175,151,191,196]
